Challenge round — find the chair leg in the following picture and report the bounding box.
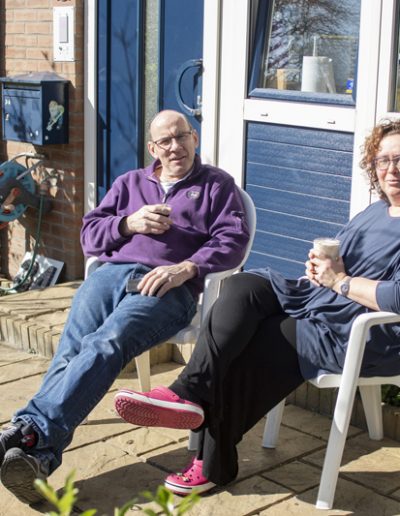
[188,430,199,451]
[359,385,384,440]
[134,351,151,392]
[262,399,285,448]
[316,388,358,509]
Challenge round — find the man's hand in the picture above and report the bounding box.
[138,261,198,297]
[120,204,172,236]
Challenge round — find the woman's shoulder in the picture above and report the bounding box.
[346,200,387,227]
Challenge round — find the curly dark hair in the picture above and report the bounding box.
[360,119,400,201]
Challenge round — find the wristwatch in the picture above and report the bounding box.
[339,277,351,297]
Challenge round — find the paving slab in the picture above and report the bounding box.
[260,477,400,515]
[0,282,79,318]
[261,460,322,494]
[304,432,400,496]
[0,374,46,425]
[280,403,362,441]
[0,354,49,385]
[187,476,292,516]
[0,345,39,364]
[235,420,326,481]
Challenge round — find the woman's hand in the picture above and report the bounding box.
[305,249,346,288]
[306,248,380,309]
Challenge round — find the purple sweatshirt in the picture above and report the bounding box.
[80,155,250,295]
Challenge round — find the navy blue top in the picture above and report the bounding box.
[248,200,400,379]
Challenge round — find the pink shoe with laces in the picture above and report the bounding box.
[114,386,204,429]
[164,457,216,495]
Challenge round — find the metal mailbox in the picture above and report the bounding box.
[0,72,69,145]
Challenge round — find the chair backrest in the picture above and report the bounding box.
[199,187,256,319]
[85,186,257,280]
[237,187,257,268]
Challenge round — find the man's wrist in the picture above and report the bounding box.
[183,260,198,279]
[118,217,130,237]
[119,216,137,237]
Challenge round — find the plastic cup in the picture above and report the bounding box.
[313,238,340,260]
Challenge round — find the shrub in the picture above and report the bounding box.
[34,470,200,516]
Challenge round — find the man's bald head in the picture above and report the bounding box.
[148,110,192,140]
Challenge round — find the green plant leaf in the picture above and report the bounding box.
[34,478,59,505]
[176,492,201,515]
[58,488,79,513]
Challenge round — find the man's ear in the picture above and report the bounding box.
[147,141,158,159]
[192,129,200,148]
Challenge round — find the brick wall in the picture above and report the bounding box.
[0,0,84,281]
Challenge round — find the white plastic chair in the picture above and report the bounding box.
[262,310,400,510]
[84,187,257,392]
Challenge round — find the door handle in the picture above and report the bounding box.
[174,58,203,118]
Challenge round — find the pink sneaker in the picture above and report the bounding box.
[114,386,204,429]
[165,458,216,495]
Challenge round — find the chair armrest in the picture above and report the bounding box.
[351,310,400,328]
[335,310,400,431]
[85,256,103,279]
[200,266,242,321]
[203,266,242,284]
[345,311,400,372]
[344,310,400,373]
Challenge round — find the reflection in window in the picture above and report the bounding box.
[258,0,361,96]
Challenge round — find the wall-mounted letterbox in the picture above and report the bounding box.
[0,72,69,145]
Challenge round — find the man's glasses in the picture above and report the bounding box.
[152,131,193,151]
[374,155,400,171]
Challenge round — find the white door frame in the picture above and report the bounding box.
[200,0,222,167]
[216,0,250,187]
[84,0,97,214]
[376,0,398,120]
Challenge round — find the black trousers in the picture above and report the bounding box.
[170,272,305,485]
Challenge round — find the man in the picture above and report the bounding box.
[0,110,250,505]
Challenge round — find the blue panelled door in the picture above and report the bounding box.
[159,0,204,138]
[97,0,144,201]
[245,123,353,278]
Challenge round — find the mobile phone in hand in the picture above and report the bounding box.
[126,277,141,293]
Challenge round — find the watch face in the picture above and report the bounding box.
[340,280,350,297]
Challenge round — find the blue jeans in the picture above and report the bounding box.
[13,263,197,473]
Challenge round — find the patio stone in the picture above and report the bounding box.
[261,460,322,493]
[304,432,400,496]
[187,476,292,515]
[260,477,400,515]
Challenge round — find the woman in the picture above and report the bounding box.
[114,119,400,495]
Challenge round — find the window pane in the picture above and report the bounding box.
[257,0,361,96]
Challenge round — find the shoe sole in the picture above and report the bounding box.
[1,449,44,505]
[164,478,216,495]
[115,391,204,429]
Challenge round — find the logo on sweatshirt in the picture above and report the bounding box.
[186,190,200,200]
